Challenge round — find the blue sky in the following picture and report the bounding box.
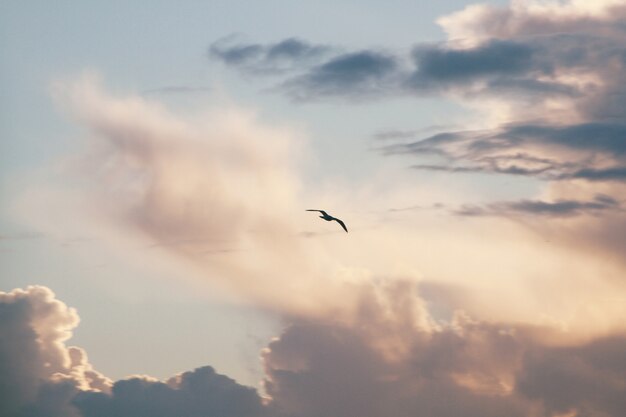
[2,1,626,416]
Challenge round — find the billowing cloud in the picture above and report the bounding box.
[74,367,269,417]
[0,286,110,417]
[4,284,626,417]
[262,280,626,417]
[0,286,272,417]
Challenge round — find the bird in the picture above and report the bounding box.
[306,209,348,233]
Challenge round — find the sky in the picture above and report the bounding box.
[1,1,626,416]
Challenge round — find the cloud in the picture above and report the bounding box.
[386,122,626,183]
[370,0,626,266]
[517,336,626,416]
[210,2,626,192]
[210,1,626,104]
[46,74,403,321]
[5,284,626,417]
[262,280,626,417]
[0,286,273,417]
[16,70,622,335]
[210,36,332,75]
[0,286,110,417]
[408,39,539,92]
[74,367,269,417]
[454,195,622,217]
[280,51,401,100]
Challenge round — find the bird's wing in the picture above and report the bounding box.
[306,209,328,216]
[334,218,348,233]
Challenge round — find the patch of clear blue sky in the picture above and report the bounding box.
[1,0,520,385]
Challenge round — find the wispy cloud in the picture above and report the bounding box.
[455,195,622,217]
[209,36,333,76]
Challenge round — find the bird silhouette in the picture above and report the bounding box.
[306,209,348,233]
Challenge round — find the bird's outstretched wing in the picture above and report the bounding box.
[306,209,328,216]
[334,218,348,233]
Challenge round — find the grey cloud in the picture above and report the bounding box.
[388,122,626,183]
[408,40,538,91]
[5,284,626,417]
[517,336,626,417]
[211,31,624,101]
[210,37,332,75]
[18,380,81,417]
[1,286,273,417]
[262,281,626,417]
[568,166,626,181]
[282,51,400,100]
[0,286,110,417]
[210,13,626,194]
[74,367,270,417]
[455,195,622,217]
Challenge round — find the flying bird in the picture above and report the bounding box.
[306,209,348,233]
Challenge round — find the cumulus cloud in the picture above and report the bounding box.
[261,280,626,417]
[0,286,110,417]
[74,367,269,417]
[0,286,273,417]
[4,284,626,417]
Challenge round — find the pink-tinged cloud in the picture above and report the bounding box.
[19,71,618,338]
[0,286,110,417]
[3,284,626,417]
[49,74,366,319]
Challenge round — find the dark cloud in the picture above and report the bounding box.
[408,40,537,90]
[281,51,400,100]
[210,7,626,198]
[568,166,626,181]
[209,37,332,75]
[387,122,626,183]
[4,284,626,417]
[517,336,626,417]
[455,195,622,217]
[74,367,269,417]
[0,286,109,417]
[210,30,625,102]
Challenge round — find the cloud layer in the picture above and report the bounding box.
[3,284,626,417]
